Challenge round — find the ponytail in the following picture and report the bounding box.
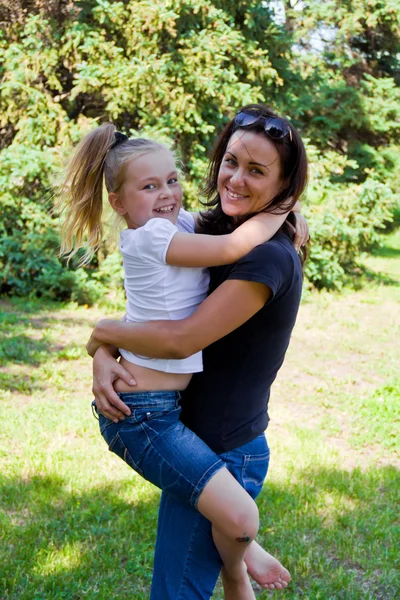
[58,123,116,264]
[57,126,171,264]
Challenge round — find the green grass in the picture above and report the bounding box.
[0,230,399,599]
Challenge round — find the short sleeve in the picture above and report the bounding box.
[227,239,295,300]
[177,208,195,233]
[119,219,178,264]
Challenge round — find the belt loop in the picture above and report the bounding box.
[91,400,99,421]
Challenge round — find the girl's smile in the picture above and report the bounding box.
[110,149,182,229]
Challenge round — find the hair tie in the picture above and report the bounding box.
[109,131,129,150]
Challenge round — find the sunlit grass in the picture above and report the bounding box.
[0,230,399,599]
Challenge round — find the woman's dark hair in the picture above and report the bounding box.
[198,103,308,240]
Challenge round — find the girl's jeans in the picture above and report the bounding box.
[150,433,270,599]
[94,391,225,508]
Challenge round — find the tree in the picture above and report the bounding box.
[281,0,400,169]
[0,0,398,299]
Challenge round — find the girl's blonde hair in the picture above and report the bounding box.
[57,123,169,263]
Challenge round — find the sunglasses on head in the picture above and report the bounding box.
[234,111,292,142]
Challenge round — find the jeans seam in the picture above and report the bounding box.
[140,407,182,444]
[177,510,203,600]
[241,455,249,486]
[116,433,144,477]
[140,421,153,445]
[128,432,221,507]
[190,459,226,508]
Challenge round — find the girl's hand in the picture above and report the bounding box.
[92,346,135,422]
[292,213,309,252]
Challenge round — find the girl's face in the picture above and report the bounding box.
[110,149,182,228]
[217,130,284,219]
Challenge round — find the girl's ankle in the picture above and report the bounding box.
[222,562,248,582]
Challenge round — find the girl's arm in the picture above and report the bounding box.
[166,211,288,268]
[91,278,271,420]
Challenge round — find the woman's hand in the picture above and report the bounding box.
[92,346,135,421]
[87,319,119,357]
[87,331,103,357]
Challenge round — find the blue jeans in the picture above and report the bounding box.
[93,391,225,508]
[150,433,270,599]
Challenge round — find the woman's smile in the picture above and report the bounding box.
[225,187,249,201]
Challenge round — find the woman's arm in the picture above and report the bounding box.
[166,211,288,268]
[91,279,271,419]
[90,278,271,359]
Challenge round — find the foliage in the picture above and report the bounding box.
[0,0,399,301]
[304,146,396,288]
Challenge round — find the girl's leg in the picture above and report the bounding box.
[197,467,258,600]
[219,435,290,592]
[99,397,287,595]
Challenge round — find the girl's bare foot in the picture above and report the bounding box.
[221,562,256,600]
[244,541,291,590]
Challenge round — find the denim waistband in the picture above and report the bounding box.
[117,390,181,409]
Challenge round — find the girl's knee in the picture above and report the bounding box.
[228,499,259,542]
[197,467,259,540]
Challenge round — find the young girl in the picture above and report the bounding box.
[59,124,296,598]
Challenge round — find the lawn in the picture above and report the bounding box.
[0,230,399,599]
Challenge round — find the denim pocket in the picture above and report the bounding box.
[241,436,270,499]
[133,405,180,423]
[98,405,177,435]
[242,451,270,488]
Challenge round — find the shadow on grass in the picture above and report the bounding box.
[0,298,70,315]
[0,473,160,599]
[257,464,399,599]
[0,305,93,367]
[0,298,96,329]
[0,465,398,599]
[1,339,88,369]
[349,264,399,290]
[0,334,58,367]
[371,244,400,259]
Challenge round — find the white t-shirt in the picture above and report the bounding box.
[119,209,210,373]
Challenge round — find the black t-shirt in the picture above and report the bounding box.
[180,232,303,454]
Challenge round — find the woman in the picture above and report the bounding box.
[90,103,308,598]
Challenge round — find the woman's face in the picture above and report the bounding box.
[217,130,283,219]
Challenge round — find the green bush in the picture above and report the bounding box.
[304,153,396,289]
[0,1,399,301]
